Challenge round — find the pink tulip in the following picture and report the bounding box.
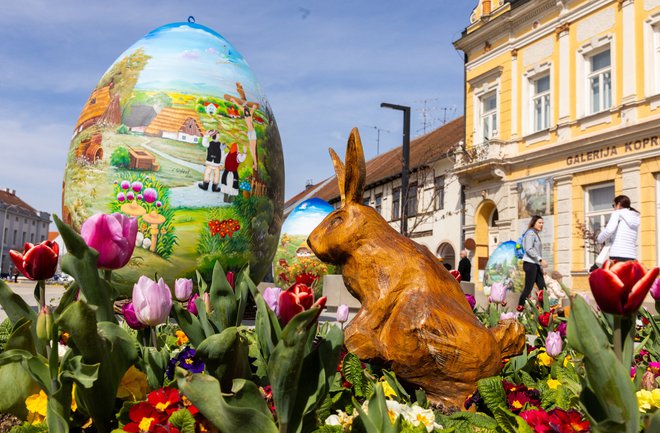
[226,271,235,290]
[336,304,349,323]
[122,302,146,329]
[650,278,660,300]
[545,331,563,357]
[81,213,137,270]
[488,282,507,305]
[263,286,282,314]
[174,278,193,301]
[132,276,172,326]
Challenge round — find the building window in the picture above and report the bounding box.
[588,49,612,114]
[392,187,401,220]
[30,233,34,243]
[375,193,382,215]
[406,184,418,217]
[363,195,371,206]
[532,75,551,132]
[21,232,25,244]
[13,230,17,245]
[434,176,445,210]
[480,92,498,141]
[653,23,660,95]
[584,183,615,268]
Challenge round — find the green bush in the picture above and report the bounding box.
[110,147,131,168]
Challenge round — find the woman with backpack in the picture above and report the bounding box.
[596,195,639,263]
[518,215,546,311]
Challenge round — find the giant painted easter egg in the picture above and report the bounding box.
[62,21,284,291]
[483,240,524,294]
[273,198,335,296]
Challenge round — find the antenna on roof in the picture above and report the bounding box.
[305,179,314,189]
[415,99,457,134]
[370,126,390,155]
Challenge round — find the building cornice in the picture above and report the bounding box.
[456,0,614,72]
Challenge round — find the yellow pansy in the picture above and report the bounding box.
[25,390,48,424]
[547,378,561,389]
[537,351,554,367]
[116,366,148,401]
[638,390,653,413]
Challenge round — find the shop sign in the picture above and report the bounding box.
[565,135,659,166]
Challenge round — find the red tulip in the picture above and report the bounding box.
[278,283,326,324]
[589,260,659,315]
[10,240,59,280]
[449,269,461,282]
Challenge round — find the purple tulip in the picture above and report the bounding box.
[555,322,567,338]
[120,180,130,190]
[126,191,135,201]
[545,331,563,357]
[81,213,138,270]
[117,192,126,202]
[132,276,173,326]
[465,294,476,310]
[488,282,507,305]
[263,287,282,313]
[336,304,349,323]
[137,194,143,201]
[122,302,146,330]
[650,278,660,300]
[143,188,158,204]
[187,294,199,315]
[174,278,193,301]
[155,201,163,208]
[131,181,143,193]
[500,311,517,321]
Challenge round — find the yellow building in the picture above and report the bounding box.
[453,0,660,290]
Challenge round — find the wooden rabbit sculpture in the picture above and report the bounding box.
[308,128,524,408]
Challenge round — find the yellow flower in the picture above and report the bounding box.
[176,330,189,346]
[116,366,148,401]
[71,384,77,412]
[25,390,48,424]
[652,389,660,409]
[563,354,572,367]
[537,351,554,367]
[381,380,397,398]
[547,378,561,390]
[637,390,653,413]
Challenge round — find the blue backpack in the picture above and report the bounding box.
[515,229,531,259]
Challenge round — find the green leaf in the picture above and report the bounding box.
[492,406,533,433]
[168,408,196,433]
[254,294,281,363]
[176,369,277,433]
[59,355,99,389]
[342,352,373,398]
[196,327,252,389]
[0,349,39,418]
[57,301,137,432]
[567,295,638,432]
[476,376,506,413]
[208,261,235,330]
[0,281,41,353]
[141,346,169,390]
[268,306,322,433]
[53,215,116,324]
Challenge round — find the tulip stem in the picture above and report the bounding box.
[612,315,635,368]
[150,326,158,349]
[613,315,622,363]
[103,269,112,283]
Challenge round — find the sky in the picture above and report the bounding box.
[0,0,476,222]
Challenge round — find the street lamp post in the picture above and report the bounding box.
[0,204,18,274]
[380,102,411,237]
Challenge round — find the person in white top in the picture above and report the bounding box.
[596,195,639,262]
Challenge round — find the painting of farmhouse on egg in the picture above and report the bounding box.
[62,22,284,291]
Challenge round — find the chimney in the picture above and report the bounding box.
[483,0,491,15]
[305,179,314,190]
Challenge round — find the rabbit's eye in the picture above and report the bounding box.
[329,216,343,228]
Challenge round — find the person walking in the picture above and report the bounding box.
[596,195,639,263]
[518,215,546,311]
[458,249,471,282]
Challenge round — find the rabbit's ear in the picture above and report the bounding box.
[328,148,346,206]
[344,128,366,204]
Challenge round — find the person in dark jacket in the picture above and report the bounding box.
[458,250,471,282]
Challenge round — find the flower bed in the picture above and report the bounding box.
[1,214,660,432]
